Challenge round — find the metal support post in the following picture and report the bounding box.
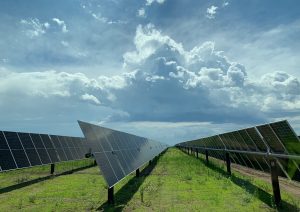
[108,186,114,204]
[196,149,199,158]
[225,152,231,175]
[270,159,281,206]
[136,168,140,177]
[205,150,209,164]
[50,163,55,175]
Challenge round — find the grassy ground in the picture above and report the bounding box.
[0,159,94,188]
[0,148,299,211]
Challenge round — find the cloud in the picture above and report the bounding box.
[20,17,69,38]
[81,93,101,105]
[52,18,68,33]
[118,24,300,123]
[146,0,166,6]
[138,8,146,18]
[0,70,104,103]
[91,12,127,24]
[92,13,108,23]
[222,1,229,7]
[1,24,299,132]
[206,5,218,19]
[20,18,49,38]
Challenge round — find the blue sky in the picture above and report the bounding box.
[0,0,300,145]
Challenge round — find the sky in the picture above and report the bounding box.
[0,0,300,145]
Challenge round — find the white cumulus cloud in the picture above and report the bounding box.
[146,0,166,6]
[52,18,68,33]
[138,8,146,17]
[1,24,299,127]
[81,93,101,105]
[206,5,218,19]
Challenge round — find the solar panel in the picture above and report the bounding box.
[256,124,286,153]
[3,131,31,168]
[237,130,257,151]
[270,121,300,155]
[176,120,300,181]
[18,133,42,166]
[78,120,168,188]
[30,133,52,164]
[0,130,89,172]
[245,128,267,152]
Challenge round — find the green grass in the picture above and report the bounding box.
[0,148,299,211]
[0,159,94,189]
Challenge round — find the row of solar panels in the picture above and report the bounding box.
[0,121,169,188]
[0,131,88,172]
[176,120,300,180]
[79,121,169,187]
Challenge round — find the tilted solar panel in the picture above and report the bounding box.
[256,124,286,153]
[176,120,300,181]
[78,120,168,188]
[270,121,300,155]
[0,130,89,172]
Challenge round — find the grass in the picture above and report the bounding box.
[0,148,299,211]
[0,159,94,189]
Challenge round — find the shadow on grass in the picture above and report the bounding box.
[0,163,96,194]
[97,151,166,212]
[180,149,299,212]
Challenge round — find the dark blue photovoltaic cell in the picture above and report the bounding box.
[106,152,125,180]
[64,137,76,159]
[3,131,23,149]
[40,134,55,149]
[57,149,67,161]
[65,137,75,148]
[0,132,9,150]
[11,150,30,168]
[30,134,45,149]
[58,136,68,148]
[94,152,118,186]
[25,149,42,166]
[0,150,16,171]
[50,135,62,149]
[47,149,59,163]
[115,151,130,175]
[36,149,51,164]
[18,133,35,149]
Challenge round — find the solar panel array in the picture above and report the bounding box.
[0,131,88,172]
[176,120,300,180]
[78,121,168,187]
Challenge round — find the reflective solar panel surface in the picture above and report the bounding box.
[176,120,300,181]
[78,120,168,188]
[0,130,88,172]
